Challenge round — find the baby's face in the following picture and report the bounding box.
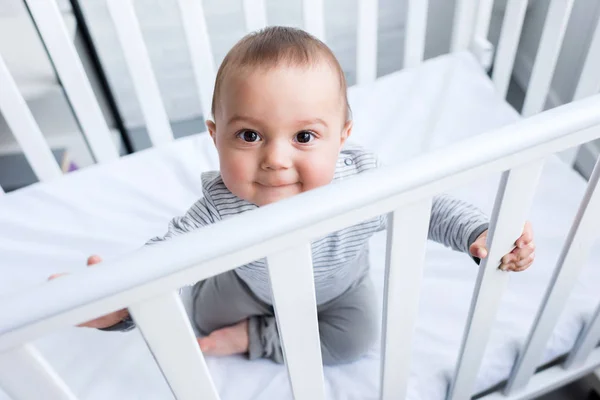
[208,62,351,206]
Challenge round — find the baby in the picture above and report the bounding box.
[51,27,535,365]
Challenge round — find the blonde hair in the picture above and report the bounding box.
[211,26,350,121]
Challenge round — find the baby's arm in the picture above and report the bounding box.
[429,194,536,271]
[48,197,217,331]
[428,194,489,255]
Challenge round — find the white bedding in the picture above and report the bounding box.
[1,52,599,400]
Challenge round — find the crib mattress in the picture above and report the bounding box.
[1,52,599,400]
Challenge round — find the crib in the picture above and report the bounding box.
[1,0,600,399]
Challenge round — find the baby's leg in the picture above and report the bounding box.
[192,270,274,357]
[243,274,379,365]
[317,275,379,365]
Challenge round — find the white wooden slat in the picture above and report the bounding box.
[0,53,62,182]
[492,0,528,98]
[574,18,600,101]
[267,244,325,400]
[106,0,174,146]
[356,0,378,84]
[505,156,600,393]
[404,0,428,68]
[380,200,431,400]
[451,0,479,52]
[176,0,216,121]
[522,0,575,117]
[474,0,494,40]
[25,0,119,163]
[562,19,600,165]
[243,0,268,32]
[0,344,77,400]
[0,185,4,195]
[564,300,600,369]
[481,347,600,400]
[447,160,545,400]
[129,291,220,400]
[303,0,325,42]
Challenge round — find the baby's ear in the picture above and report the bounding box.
[206,120,217,145]
[341,120,353,145]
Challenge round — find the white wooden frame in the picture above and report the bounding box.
[2,1,600,399]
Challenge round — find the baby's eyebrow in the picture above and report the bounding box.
[296,118,328,128]
[227,114,263,126]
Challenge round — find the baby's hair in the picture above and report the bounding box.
[211,26,351,121]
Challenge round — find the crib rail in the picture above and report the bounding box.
[24,0,119,163]
[2,94,600,399]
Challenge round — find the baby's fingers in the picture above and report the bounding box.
[511,252,535,271]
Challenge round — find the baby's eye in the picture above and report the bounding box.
[295,131,315,144]
[237,130,262,143]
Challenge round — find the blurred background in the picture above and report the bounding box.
[0,0,599,191]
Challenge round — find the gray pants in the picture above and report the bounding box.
[191,270,378,365]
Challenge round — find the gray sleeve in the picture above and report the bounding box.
[146,197,216,245]
[428,194,489,254]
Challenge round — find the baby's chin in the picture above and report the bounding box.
[249,183,304,206]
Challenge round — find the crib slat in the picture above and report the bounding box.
[380,200,431,400]
[451,0,479,52]
[356,0,378,84]
[303,0,325,42]
[129,291,220,400]
[0,53,62,182]
[176,0,216,121]
[564,300,600,369]
[0,344,77,400]
[106,0,174,146]
[574,17,600,101]
[474,0,494,41]
[522,0,575,117]
[24,0,119,163]
[404,0,428,68]
[267,244,325,400]
[447,161,545,400]
[243,0,268,32]
[492,0,528,98]
[505,157,600,393]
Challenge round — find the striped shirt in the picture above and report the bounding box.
[148,144,488,305]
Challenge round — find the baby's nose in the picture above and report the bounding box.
[261,142,293,170]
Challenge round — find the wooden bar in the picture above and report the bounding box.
[474,0,494,40]
[129,291,220,400]
[492,0,528,98]
[303,0,325,42]
[0,344,77,400]
[243,0,268,32]
[0,53,62,182]
[447,160,545,400]
[356,0,378,84]
[380,200,431,400]
[564,300,600,369]
[106,0,174,146]
[25,0,119,163]
[267,244,325,400]
[404,0,429,68]
[505,156,600,393]
[573,16,600,101]
[481,347,600,400]
[451,0,479,52]
[176,0,216,122]
[522,0,575,117]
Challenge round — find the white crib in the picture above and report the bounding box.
[0,0,600,399]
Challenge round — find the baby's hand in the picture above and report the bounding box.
[469,221,535,272]
[47,255,130,328]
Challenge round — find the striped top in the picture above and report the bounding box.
[148,144,488,305]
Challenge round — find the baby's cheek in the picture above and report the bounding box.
[298,157,337,191]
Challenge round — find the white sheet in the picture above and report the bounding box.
[1,52,599,400]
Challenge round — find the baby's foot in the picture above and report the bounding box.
[197,319,249,356]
